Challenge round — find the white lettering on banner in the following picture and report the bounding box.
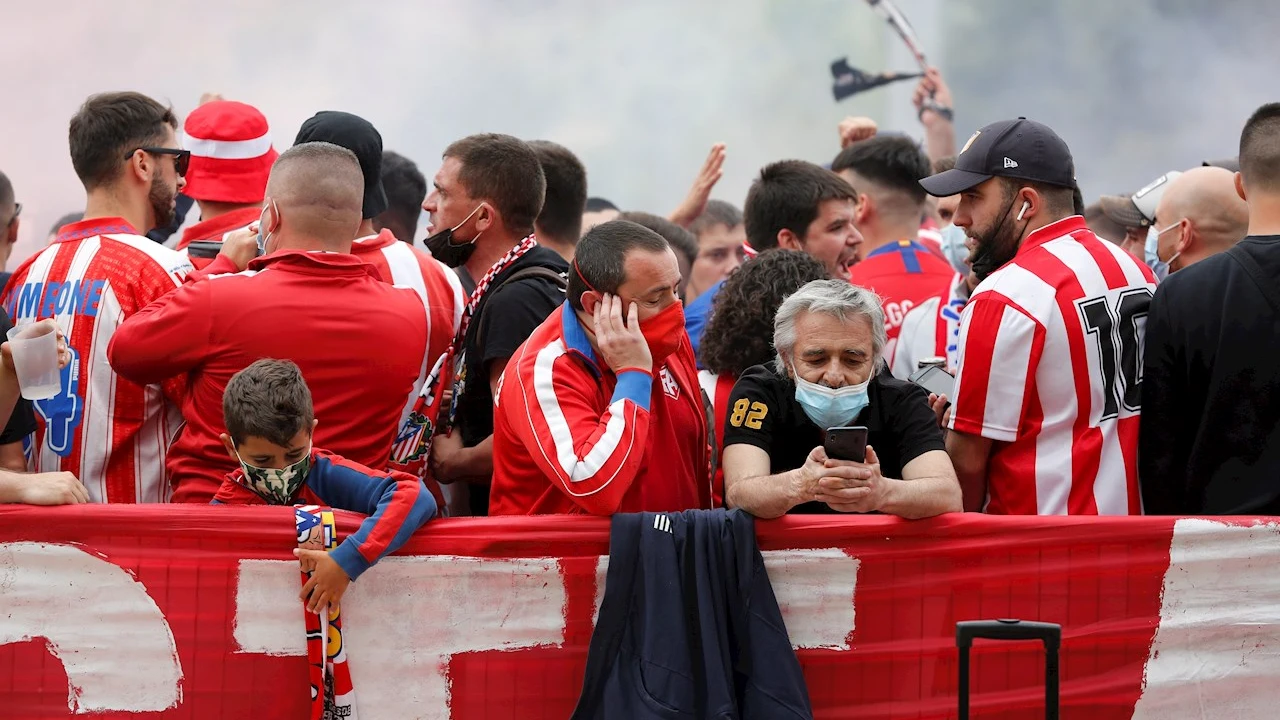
[764,549,860,650]
[0,542,183,713]
[234,559,307,655]
[593,548,859,650]
[1133,519,1280,719]
[235,556,566,720]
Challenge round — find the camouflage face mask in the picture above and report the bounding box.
[235,446,312,504]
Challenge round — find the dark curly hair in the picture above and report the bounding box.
[699,249,829,376]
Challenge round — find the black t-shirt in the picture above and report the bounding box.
[453,246,568,513]
[722,363,945,514]
[0,308,37,445]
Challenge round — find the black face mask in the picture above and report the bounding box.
[969,193,1026,281]
[425,205,484,268]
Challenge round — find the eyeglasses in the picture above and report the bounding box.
[5,203,19,227]
[124,147,191,177]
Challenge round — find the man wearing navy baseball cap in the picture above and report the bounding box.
[918,117,1157,518]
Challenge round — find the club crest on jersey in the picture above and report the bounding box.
[659,366,680,400]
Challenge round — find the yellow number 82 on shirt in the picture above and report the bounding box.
[729,399,768,430]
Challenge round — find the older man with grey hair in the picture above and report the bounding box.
[720,279,961,518]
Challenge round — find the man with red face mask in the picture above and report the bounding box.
[489,220,710,515]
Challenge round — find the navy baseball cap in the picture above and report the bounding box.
[920,117,1076,197]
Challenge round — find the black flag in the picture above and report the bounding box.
[830,58,922,102]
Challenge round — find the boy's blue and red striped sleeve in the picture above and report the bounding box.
[306,450,436,580]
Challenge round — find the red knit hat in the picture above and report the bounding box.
[181,101,278,204]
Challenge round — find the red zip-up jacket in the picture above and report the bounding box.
[108,250,429,503]
[489,302,710,515]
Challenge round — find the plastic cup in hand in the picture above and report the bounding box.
[6,323,61,400]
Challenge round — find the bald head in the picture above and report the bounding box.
[265,142,364,249]
[1155,166,1248,261]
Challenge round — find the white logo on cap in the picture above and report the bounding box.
[1004,157,1019,169]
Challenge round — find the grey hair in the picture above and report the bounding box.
[773,279,886,374]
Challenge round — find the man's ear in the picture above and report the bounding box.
[126,149,151,183]
[1176,219,1194,254]
[261,198,280,234]
[5,218,18,246]
[219,433,238,461]
[854,193,873,226]
[474,202,496,234]
[777,228,803,251]
[579,290,602,315]
[310,418,319,434]
[1236,172,1248,202]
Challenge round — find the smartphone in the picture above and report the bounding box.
[186,240,222,259]
[824,426,868,463]
[909,364,955,400]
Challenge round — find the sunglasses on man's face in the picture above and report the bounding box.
[5,203,19,227]
[124,147,191,177]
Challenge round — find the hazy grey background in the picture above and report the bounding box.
[2,0,1277,267]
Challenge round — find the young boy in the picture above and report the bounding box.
[212,359,437,612]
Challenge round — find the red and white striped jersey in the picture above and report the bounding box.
[948,216,1156,516]
[352,230,465,436]
[0,217,193,503]
[890,272,968,378]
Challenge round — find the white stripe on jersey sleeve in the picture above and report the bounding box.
[82,273,122,503]
[379,243,433,430]
[977,301,1039,442]
[532,339,630,485]
[380,241,429,306]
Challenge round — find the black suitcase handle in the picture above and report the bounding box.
[957,619,1060,720]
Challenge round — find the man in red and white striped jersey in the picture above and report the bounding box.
[0,92,195,503]
[489,220,709,515]
[920,118,1155,515]
[293,112,465,465]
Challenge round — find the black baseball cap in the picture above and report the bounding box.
[294,111,388,219]
[920,117,1076,197]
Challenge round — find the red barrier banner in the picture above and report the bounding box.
[0,506,1275,719]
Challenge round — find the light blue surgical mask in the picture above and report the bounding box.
[938,223,971,273]
[792,366,871,430]
[1145,223,1181,281]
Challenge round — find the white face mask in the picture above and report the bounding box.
[1146,222,1182,280]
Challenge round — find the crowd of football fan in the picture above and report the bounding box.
[1,69,1279,550]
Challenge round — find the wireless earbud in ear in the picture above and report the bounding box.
[1016,201,1030,221]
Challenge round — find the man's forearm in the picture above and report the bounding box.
[460,435,495,484]
[880,474,962,519]
[0,470,26,503]
[726,469,801,519]
[922,116,956,163]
